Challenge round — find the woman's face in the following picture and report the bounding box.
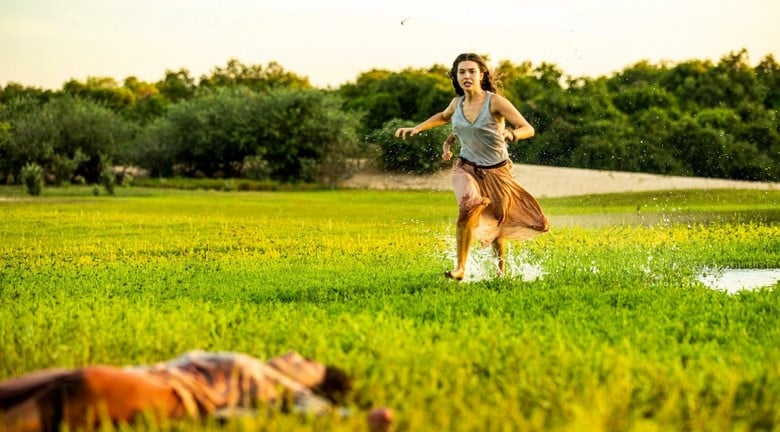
[457,60,483,91]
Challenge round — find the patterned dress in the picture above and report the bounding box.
[131,351,332,418]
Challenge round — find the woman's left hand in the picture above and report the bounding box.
[503,129,514,143]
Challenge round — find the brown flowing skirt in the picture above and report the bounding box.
[452,159,549,247]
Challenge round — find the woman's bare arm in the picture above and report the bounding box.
[491,95,534,142]
[395,98,458,139]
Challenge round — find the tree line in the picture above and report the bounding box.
[1,49,778,192]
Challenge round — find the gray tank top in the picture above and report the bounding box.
[451,92,508,166]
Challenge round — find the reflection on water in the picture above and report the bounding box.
[551,209,780,228]
[696,268,780,294]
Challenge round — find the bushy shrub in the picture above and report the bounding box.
[134,87,361,186]
[369,119,453,174]
[241,154,271,181]
[2,96,134,184]
[100,164,115,195]
[20,162,43,196]
[257,88,361,185]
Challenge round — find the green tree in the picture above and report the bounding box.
[63,77,136,115]
[256,88,361,183]
[0,82,53,105]
[123,76,168,122]
[715,49,764,107]
[4,96,133,184]
[199,59,311,91]
[631,107,686,174]
[339,67,451,135]
[135,87,360,185]
[570,120,635,171]
[606,60,666,91]
[668,116,732,178]
[369,118,452,174]
[756,54,780,109]
[611,85,675,115]
[733,103,779,154]
[497,60,564,105]
[137,87,259,178]
[157,69,197,103]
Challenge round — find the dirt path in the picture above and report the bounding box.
[341,164,779,198]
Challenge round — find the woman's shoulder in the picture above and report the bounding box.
[488,92,509,103]
[489,92,514,111]
[443,96,461,116]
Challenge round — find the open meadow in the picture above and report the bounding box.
[1,185,779,431]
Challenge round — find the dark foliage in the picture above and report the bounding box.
[1,50,777,184]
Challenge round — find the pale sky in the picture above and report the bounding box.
[1,0,779,89]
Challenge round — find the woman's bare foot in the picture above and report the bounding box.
[444,269,465,280]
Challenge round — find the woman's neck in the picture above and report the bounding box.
[463,89,486,102]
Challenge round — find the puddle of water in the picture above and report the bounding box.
[696,268,780,294]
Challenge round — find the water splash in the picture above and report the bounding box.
[696,267,780,294]
[442,236,546,283]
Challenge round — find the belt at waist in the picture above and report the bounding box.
[457,157,508,170]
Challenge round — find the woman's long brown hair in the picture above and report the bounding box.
[448,53,497,96]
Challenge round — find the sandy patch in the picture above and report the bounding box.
[341,163,779,198]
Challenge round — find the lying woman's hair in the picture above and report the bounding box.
[314,366,353,403]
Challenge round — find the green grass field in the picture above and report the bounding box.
[1,186,778,431]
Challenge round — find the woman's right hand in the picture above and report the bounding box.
[442,133,456,161]
[394,127,419,139]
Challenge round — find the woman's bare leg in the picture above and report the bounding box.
[446,198,490,280]
[492,237,507,277]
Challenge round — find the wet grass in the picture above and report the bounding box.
[0,187,778,431]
